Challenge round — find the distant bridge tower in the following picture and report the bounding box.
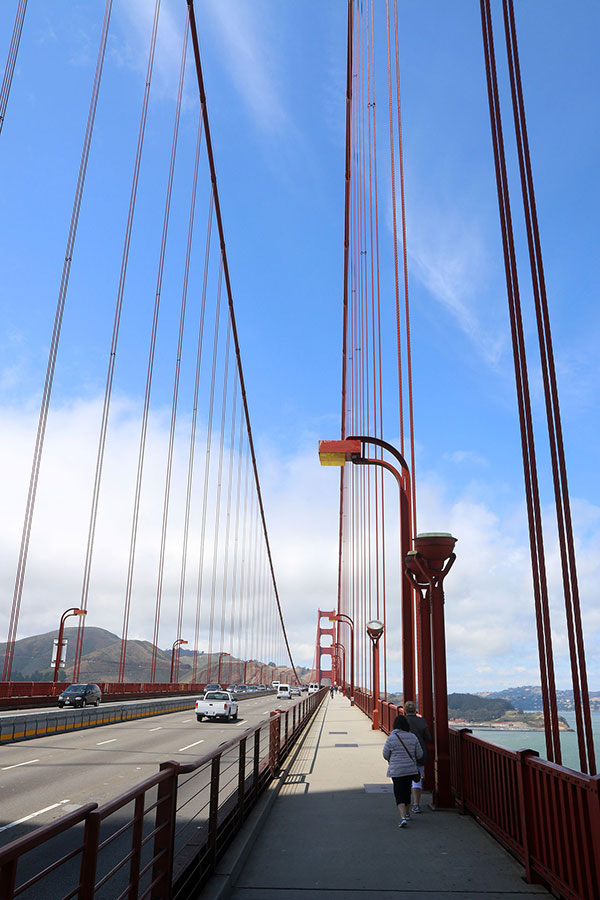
[316,609,335,686]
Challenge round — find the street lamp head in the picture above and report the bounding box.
[366,619,384,643]
[413,533,457,571]
[404,550,430,586]
[318,439,361,466]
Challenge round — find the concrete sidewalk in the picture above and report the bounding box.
[206,693,551,899]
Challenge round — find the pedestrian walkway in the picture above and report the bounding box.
[207,693,551,899]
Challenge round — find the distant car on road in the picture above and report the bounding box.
[58,683,102,709]
[308,683,320,694]
[203,683,221,693]
[234,684,248,694]
[277,684,292,700]
[290,686,301,697]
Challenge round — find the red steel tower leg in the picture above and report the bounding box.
[316,609,335,685]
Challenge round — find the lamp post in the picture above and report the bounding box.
[53,608,87,685]
[366,619,384,730]
[329,613,354,702]
[405,533,456,809]
[170,639,188,684]
[318,436,414,701]
[404,550,434,789]
[332,641,346,692]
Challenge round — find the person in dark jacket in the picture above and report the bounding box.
[382,714,423,827]
[404,700,432,813]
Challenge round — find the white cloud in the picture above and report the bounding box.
[405,202,506,367]
[1,398,599,694]
[202,0,288,135]
[443,449,489,468]
[111,0,191,102]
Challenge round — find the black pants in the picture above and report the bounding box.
[391,775,413,806]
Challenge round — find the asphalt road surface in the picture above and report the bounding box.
[0,693,288,848]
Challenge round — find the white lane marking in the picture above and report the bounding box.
[178,739,205,752]
[96,739,117,745]
[149,726,162,732]
[235,720,246,726]
[1,759,39,771]
[181,719,192,723]
[0,799,71,833]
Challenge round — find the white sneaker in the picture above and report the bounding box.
[398,817,409,828]
[411,804,421,814]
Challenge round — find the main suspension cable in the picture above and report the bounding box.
[186,0,299,682]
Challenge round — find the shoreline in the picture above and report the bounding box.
[450,720,574,733]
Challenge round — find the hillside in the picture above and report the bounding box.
[479,685,600,713]
[385,691,573,731]
[0,627,306,685]
[448,693,514,722]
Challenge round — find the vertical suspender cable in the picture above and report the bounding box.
[172,119,206,683]
[502,0,594,774]
[206,325,231,672]
[120,17,188,681]
[191,263,223,683]
[480,0,560,762]
[219,378,238,668]
[73,0,162,680]
[391,0,418,699]
[0,0,28,136]
[3,0,113,681]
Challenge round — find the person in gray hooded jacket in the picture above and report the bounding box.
[382,714,424,827]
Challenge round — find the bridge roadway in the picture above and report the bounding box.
[205,694,553,900]
[0,693,285,850]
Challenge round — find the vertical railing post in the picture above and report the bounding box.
[208,755,221,871]
[0,859,17,900]
[588,775,600,896]
[253,729,260,799]
[237,737,247,823]
[151,762,179,900]
[456,728,472,815]
[79,810,101,900]
[269,711,280,775]
[127,794,145,899]
[515,748,539,884]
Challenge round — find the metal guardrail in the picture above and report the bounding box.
[0,689,326,899]
[0,697,199,745]
[0,682,213,711]
[0,691,275,745]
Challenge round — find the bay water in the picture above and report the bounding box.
[468,711,600,773]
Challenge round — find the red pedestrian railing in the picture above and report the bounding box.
[353,686,600,900]
[451,728,600,900]
[0,689,326,899]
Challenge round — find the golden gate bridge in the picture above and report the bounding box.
[0,2,597,898]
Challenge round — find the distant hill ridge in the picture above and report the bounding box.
[0,627,306,685]
[478,685,600,713]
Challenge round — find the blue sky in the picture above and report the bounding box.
[0,1,598,693]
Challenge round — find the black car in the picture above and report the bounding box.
[58,683,102,709]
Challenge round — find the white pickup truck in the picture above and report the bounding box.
[195,690,239,722]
